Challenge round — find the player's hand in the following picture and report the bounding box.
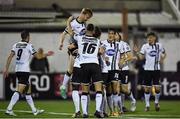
[133,45,139,53]
[59,44,63,50]
[68,43,76,49]
[46,51,54,56]
[3,69,8,79]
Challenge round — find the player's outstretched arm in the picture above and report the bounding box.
[59,31,67,50]
[59,16,73,50]
[66,16,74,31]
[3,51,15,79]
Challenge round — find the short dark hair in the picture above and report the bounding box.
[86,24,94,32]
[93,26,101,38]
[21,30,29,40]
[82,8,93,17]
[108,28,116,33]
[146,31,158,41]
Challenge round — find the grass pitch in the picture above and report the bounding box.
[0,100,180,118]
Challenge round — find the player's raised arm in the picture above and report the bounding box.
[59,16,74,50]
[59,31,67,50]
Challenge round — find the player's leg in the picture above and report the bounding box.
[143,71,152,112]
[153,70,161,111]
[100,73,109,117]
[94,81,103,118]
[71,84,81,117]
[121,71,136,112]
[92,63,103,118]
[71,67,82,118]
[80,64,90,118]
[109,70,120,116]
[60,54,74,99]
[81,84,89,118]
[26,84,44,115]
[5,72,26,116]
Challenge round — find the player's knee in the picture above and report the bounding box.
[82,92,89,95]
[96,91,102,94]
[121,85,129,94]
[94,82,103,92]
[144,87,151,93]
[72,84,80,91]
[155,86,161,93]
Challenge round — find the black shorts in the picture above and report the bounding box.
[108,70,119,82]
[16,72,30,85]
[119,70,129,84]
[143,70,161,86]
[137,70,145,85]
[81,63,102,84]
[101,73,110,85]
[71,67,82,84]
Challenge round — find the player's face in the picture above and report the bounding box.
[115,32,121,42]
[82,14,91,22]
[147,35,156,45]
[108,31,115,42]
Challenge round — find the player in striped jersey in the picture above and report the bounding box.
[100,29,123,116]
[59,8,93,99]
[67,23,104,118]
[115,32,137,112]
[134,32,166,112]
[3,30,53,116]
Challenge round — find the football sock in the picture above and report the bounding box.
[96,92,102,112]
[144,93,150,107]
[62,74,70,87]
[107,95,114,112]
[121,93,125,107]
[72,90,80,113]
[155,93,160,104]
[128,92,136,103]
[7,92,20,111]
[81,94,88,115]
[25,95,36,112]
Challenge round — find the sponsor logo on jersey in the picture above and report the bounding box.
[106,49,116,56]
[79,29,86,35]
[148,50,157,57]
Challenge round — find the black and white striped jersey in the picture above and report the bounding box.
[140,42,165,70]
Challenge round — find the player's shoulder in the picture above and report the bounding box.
[142,43,149,47]
[156,42,162,46]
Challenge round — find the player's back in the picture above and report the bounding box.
[77,35,100,64]
[12,41,36,72]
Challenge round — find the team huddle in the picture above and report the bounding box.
[3,7,166,118]
[59,8,166,118]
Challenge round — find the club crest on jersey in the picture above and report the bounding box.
[148,50,157,57]
[106,49,116,56]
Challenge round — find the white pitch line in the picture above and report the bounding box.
[1,109,180,118]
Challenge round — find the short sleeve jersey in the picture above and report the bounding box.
[73,34,100,64]
[140,42,165,70]
[11,41,36,72]
[101,40,120,71]
[119,41,131,70]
